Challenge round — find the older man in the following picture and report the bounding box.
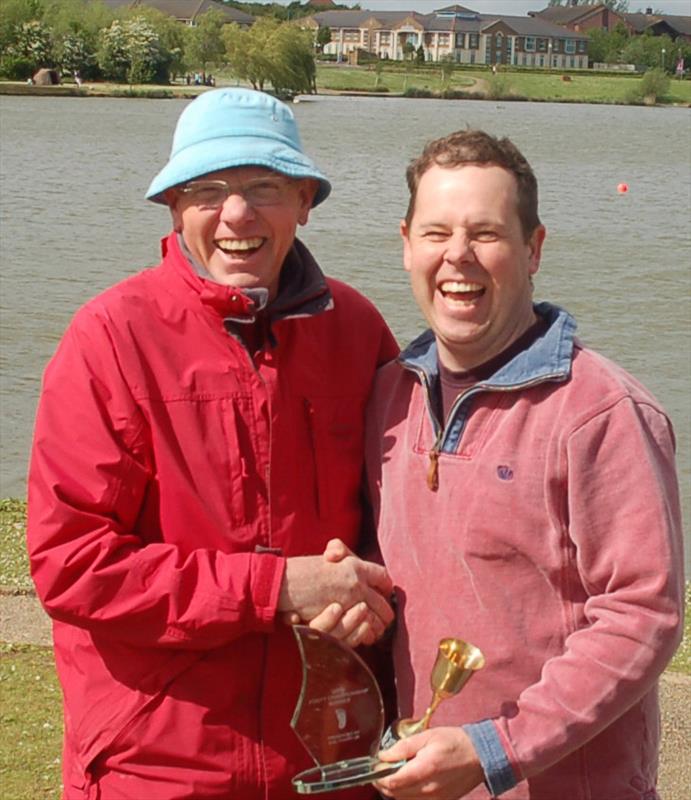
[27,89,398,799]
[368,131,683,799]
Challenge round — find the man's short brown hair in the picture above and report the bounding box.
[405,130,541,240]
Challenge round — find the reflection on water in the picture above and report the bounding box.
[1,94,689,569]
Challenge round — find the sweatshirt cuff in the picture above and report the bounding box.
[463,720,517,796]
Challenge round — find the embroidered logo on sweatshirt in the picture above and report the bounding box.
[497,465,514,481]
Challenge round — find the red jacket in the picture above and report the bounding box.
[28,233,398,799]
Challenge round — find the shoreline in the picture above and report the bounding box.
[2,81,689,108]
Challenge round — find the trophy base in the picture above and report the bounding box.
[292,755,406,794]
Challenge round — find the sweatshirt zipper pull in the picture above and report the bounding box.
[427,448,440,492]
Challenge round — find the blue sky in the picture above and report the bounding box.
[260,1,691,16]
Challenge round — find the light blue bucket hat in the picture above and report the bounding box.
[146,88,331,207]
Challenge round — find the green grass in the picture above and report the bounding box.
[314,64,691,105]
[0,497,687,797]
[0,643,62,799]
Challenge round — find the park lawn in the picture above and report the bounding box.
[497,70,691,105]
[316,64,477,94]
[0,643,62,799]
[315,64,691,105]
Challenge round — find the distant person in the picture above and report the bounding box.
[73,70,82,87]
[360,130,683,798]
[27,88,398,799]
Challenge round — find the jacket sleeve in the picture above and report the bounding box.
[481,394,684,785]
[27,308,285,651]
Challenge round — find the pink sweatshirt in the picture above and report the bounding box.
[366,304,683,799]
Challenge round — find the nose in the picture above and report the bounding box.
[218,191,255,224]
[444,231,473,265]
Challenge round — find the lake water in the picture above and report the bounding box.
[1,94,689,571]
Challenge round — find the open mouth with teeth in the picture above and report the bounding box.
[440,280,485,304]
[216,237,265,257]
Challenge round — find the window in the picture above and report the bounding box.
[570,56,575,68]
[469,33,479,49]
[524,36,535,52]
[485,48,492,63]
[438,33,450,46]
[470,51,476,64]
[456,32,465,48]
[565,39,576,54]
[538,38,547,52]
[343,29,359,43]
[552,56,558,67]
[539,55,544,67]
[379,32,390,44]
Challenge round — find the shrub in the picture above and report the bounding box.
[0,54,34,80]
[639,67,670,102]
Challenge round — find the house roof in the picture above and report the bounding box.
[530,4,609,25]
[311,8,587,38]
[624,13,691,37]
[99,0,254,25]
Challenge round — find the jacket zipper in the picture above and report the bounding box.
[405,362,564,491]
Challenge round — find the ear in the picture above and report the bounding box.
[164,189,183,233]
[527,224,546,276]
[400,219,412,273]
[296,179,318,226]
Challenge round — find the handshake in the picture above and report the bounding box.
[278,539,394,647]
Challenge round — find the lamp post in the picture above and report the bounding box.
[661,48,666,71]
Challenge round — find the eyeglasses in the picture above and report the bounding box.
[179,176,294,209]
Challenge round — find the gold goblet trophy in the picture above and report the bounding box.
[391,637,485,741]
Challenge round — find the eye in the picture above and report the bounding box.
[185,183,227,207]
[421,229,448,241]
[474,230,498,242]
[245,180,286,205]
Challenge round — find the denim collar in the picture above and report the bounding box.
[400,302,576,389]
[400,302,576,448]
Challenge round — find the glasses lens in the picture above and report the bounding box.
[184,182,228,208]
[244,178,287,206]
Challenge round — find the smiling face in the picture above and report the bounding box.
[402,163,545,372]
[167,166,316,299]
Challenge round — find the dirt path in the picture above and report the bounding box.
[1,593,688,797]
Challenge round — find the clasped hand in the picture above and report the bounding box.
[279,539,394,646]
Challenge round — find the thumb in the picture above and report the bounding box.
[378,730,430,763]
[323,538,353,562]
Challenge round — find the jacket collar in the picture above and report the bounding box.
[160,231,333,323]
[400,302,577,389]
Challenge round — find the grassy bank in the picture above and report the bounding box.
[2,67,690,106]
[315,64,691,105]
[0,498,688,797]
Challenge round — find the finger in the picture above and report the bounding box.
[308,602,344,634]
[322,538,353,562]
[280,611,302,626]
[377,731,430,763]
[363,561,394,598]
[364,587,395,629]
[316,602,369,641]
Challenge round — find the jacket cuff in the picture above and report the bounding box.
[464,720,517,796]
[249,553,286,625]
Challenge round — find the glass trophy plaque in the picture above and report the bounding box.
[290,625,405,794]
[291,626,485,794]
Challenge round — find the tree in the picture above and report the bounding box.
[549,0,629,9]
[402,41,415,61]
[415,43,425,64]
[42,0,114,79]
[4,20,53,69]
[224,17,316,97]
[185,9,226,72]
[97,17,168,84]
[315,25,331,53]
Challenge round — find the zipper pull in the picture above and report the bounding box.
[427,448,440,492]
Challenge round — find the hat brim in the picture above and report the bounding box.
[146,135,331,207]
